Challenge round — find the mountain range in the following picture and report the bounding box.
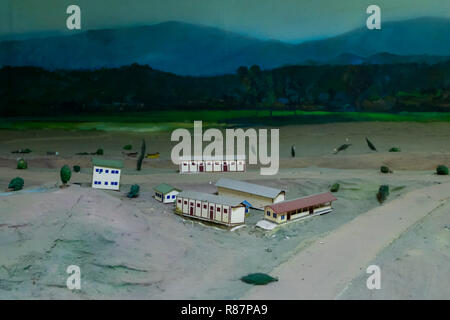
[0,17,449,75]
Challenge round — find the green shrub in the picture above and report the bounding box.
[377,185,390,203]
[95,148,104,155]
[380,166,391,173]
[330,183,340,192]
[60,165,72,185]
[8,177,24,191]
[127,184,140,198]
[73,165,81,173]
[123,144,132,150]
[389,147,401,152]
[17,158,27,169]
[436,165,449,175]
[241,273,278,285]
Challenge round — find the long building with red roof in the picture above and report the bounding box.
[264,192,337,224]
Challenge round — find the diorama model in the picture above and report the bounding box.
[175,190,247,226]
[154,183,181,203]
[215,178,285,210]
[91,158,123,191]
[179,155,246,173]
[264,192,337,224]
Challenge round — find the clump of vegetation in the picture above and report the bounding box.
[137,139,146,171]
[389,147,401,152]
[8,177,24,191]
[377,185,390,203]
[241,273,278,285]
[12,148,31,154]
[123,144,132,150]
[127,184,140,198]
[95,148,104,155]
[17,158,27,169]
[436,165,449,175]
[380,166,392,174]
[73,165,81,173]
[60,165,72,186]
[330,183,340,192]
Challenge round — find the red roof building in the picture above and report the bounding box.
[264,192,337,224]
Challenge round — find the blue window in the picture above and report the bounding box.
[273,213,277,219]
[266,211,270,216]
[166,195,170,199]
[172,195,175,199]
[105,169,109,173]
[96,169,99,172]
[105,182,108,185]
[281,215,285,220]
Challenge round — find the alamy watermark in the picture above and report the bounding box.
[171,121,279,175]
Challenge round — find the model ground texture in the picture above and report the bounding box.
[0,122,449,299]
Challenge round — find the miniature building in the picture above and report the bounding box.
[175,190,246,226]
[154,183,181,203]
[264,192,337,224]
[215,178,285,210]
[91,158,123,191]
[179,155,246,174]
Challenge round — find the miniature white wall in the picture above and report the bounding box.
[92,166,121,190]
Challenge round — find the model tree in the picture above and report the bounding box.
[8,177,24,191]
[17,158,28,169]
[137,139,146,171]
[60,165,72,186]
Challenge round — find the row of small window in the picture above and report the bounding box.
[93,181,119,186]
[156,193,176,200]
[95,168,120,174]
[266,211,285,220]
[178,200,228,213]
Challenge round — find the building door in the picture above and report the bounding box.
[209,205,214,220]
[287,212,291,220]
[199,163,204,172]
[223,162,228,172]
[190,203,194,215]
[309,207,313,214]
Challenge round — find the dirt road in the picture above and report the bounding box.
[244,182,450,299]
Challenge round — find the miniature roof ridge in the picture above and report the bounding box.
[267,192,337,214]
[92,158,124,169]
[153,183,181,194]
[178,155,246,161]
[215,178,284,199]
[177,190,245,207]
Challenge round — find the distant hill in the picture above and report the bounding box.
[0,17,449,75]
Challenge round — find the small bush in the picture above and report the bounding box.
[17,158,27,169]
[241,273,278,285]
[127,184,140,198]
[330,183,340,192]
[389,147,401,152]
[123,144,132,150]
[436,165,449,175]
[8,177,24,191]
[73,165,81,173]
[377,185,390,203]
[380,166,391,173]
[95,148,104,155]
[60,165,72,185]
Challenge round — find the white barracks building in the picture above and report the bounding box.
[91,158,123,191]
[179,155,246,174]
[175,191,247,226]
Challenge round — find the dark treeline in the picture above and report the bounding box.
[1,62,449,117]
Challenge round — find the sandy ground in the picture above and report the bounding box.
[1,122,450,299]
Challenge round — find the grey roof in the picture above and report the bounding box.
[177,190,245,207]
[215,178,284,199]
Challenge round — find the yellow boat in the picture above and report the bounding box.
[146,152,160,159]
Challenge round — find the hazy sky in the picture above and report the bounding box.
[1,0,449,42]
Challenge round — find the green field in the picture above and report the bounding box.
[2,110,450,132]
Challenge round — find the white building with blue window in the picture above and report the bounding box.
[154,183,181,203]
[91,158,123,191]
